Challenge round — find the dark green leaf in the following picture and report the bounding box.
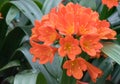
[36,0,45,4]
[0,60,20,72]
[0,27,26,68]
[0,19,7,51]
[3,76,14,84]
[0,2,11,51]
[60,69,76,84]
[0,0,9,9]
[100,5,116,20]
[60,58,76,84]
[112,64,120,84]
[33,0,43,9]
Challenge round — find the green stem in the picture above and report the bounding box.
[60,57,76,84]
[99,5,109,20]
[99,5,116,20]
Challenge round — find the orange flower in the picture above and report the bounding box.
[102,0,119,9]
[38,25,59,45]
[30,41,57,64]
[30,20,41,42]
[0,13,2,19]
[77,9,98,35]
[96,20,116,39]
[42,8,57,28]
[63,58,87,79]
[58,36,81,60]
[80,34,103,57]
[54,3,99,36]
[63,57,102,82]
[85,62,103,83]
[55,3,76,35]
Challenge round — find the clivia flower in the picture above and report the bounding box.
[30,41,57,64]
[58,36,81,60]
[63,57,102,82]
[63,58,87,79]
[102,0,119,9]
[30,2,116,83]
[80,34,103,57]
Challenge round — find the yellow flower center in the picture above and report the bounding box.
[64,43,72,51]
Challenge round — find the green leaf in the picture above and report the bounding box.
[0,19,8,51]
[0,60,20,72]
[20,25,33,36]
[95,0,102,11]
[3,76,14,84]
[0,2,10,51]
[116,34,120,45]
[0,0,9,9]
[0,27,26,68]
[100,5,116,20]
[6,6,19,26]
[14,70,47,84]
[10,0,43,24]
[60,58,76,84]
[44,54,63,82]
[12,43,60,84]
[102,42,120,65]
[33,0,43,9]
[112,64,120,84]
[117,5,120,16]
[108,12,120,27]
[60,69,76,84]
[42,0,62,14]
[79,0,96,10]
[36,0,45,4]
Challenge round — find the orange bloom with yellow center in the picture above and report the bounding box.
[102,0,119,9]
[53,3,100,36]
[58,36,81,60]
[38,25,59,45]
[80,34,103,57]
[55,3,76,35]
[63,57,103,82]
[63,58,87,79]
[96,20,116,39]
[30,41,57,64]
[76,9,99,35]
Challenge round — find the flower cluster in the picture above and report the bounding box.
[30,2,116,82]
[102,0,119,9]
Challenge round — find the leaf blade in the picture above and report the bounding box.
[102,42,120,65]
